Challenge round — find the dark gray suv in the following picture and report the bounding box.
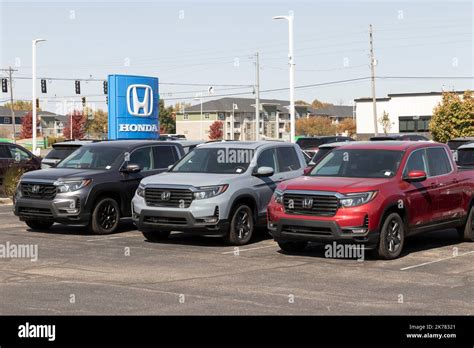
[14,140,184,234]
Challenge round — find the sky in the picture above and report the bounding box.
[0,0,473,113]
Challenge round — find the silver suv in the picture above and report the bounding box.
[132,141,306,245]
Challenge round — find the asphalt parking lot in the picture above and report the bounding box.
[0,204,473,315]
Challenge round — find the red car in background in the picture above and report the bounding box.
[268,141,474,259]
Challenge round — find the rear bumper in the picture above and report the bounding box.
[269,217,379,249]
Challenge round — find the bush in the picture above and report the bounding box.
[2,166,24,198]
[46,136,66,147]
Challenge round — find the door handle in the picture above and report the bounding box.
[430,182,438,188]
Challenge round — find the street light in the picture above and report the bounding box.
[32,38,46,155]
[273,14,295,143]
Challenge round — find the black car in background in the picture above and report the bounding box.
[41,140,94,168]
[296,136,354,150]
[14,140,184,234]
[369,133,429,141]
[0,142,41,186]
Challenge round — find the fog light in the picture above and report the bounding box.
[203,216,218,223]
[351,228,367,234]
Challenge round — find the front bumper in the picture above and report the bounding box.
[14,194,90,225]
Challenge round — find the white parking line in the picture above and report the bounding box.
[221,245,276,254]
[400,250,474,271]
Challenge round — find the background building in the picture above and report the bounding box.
[355,91,466,138]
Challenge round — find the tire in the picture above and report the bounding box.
[25,219,53,230]
[376,212,405,260]
[457,206,474,242]
[278,241,308,253]
[142,230,170,242]
[224,204,254,246]
[90,197,120,235]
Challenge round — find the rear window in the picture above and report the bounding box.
[426,147,452,176]
[457,149,474,166]
[154,145,178,168]
[296,138,324,149]
[45,146,81,160]
[447,140,472,150]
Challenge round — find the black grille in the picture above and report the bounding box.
[18,207,53,217]
[144,216,187,225]
[281,224,333,236]
[21,183,57,200]
[364,215,369,228]
[283,193,338,216]
[145,188,193,208]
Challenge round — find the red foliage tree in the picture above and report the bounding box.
[19,111,39,139]
[63,110,87,140]
[208,121,223,140]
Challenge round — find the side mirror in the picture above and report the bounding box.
[404,170,427,182]
[254,166,274,177]
[121,163,141,174]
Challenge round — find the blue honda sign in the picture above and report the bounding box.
[107,75,159,140]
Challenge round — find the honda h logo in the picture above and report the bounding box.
[127,84,153,117]
[302,197,313,209]
[160,191,171,201]
[31,185,40,193]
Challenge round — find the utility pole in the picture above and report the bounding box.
[1,67,18,143]
[369,24,378,136]
[254,52,260,141]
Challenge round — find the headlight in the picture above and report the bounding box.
[340,191,377,208]
[55,179,92,193]
[136,183,145,198]
[272,189,284,204]
[193,185,228,200]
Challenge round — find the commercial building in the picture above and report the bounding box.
[354,91,466,138]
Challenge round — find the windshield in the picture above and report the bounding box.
[310,149,404,178]
[457,149,474,166]
[172,147,253,174]
[45,146,81,160]
[57,146,123,170]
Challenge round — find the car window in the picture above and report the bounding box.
[130,146,154,171]
[403,149,428,176]
[276,147,301,172]
[257,148,277,173]
[457,149,474,166]
[45,146,80,160]
[9,146,31,162]
[0,145,11,159]
[154,145,178,169]
[426,147,452,176]
[58,146,122,170]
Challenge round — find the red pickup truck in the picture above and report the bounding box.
[267,141,474,259]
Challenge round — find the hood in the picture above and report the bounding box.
[141,172,237,187]
[278,175,391,194]
[21,168,107,182]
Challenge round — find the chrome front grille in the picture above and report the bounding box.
[283,193,339,216]
[145,188,193,208]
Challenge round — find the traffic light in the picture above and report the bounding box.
[1,78,7,93]
[41,79,47,94]
[106,96,108,105]
[75,80,81,94]
[103,81,108,95]
[35,98,40,109]
[82,97,86,107]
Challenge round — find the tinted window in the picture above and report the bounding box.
[457,149,474,166]
[296,138,323,149]
[311,147,333,164]
[310,149,403,178]
[0,145,11,159]
[403,149,428,176]
[58,146,122,170]
[277,147,301,172]
[130,147,154,171]
[45,146,80,160]
[9,146,31,161]
[257,148,277,173]
[427,147,452,176]
[154,145,178,169]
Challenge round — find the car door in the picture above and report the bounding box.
[401,148,438,229]
[426,147,463,221]
[252,147,280,218]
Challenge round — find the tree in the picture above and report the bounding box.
[430,91,474,143]
[159,100,176,134]
[19,112,38,139]
[296,116,336,136]
[295,99,310,106]
[378,111,392,135]
[86,109,108,138]
[311,99,333,110]
[336,118,356,137]
[63,110,87,140]
[208,121,223,140]
[4,100,40,111]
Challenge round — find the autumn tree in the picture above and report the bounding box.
[378,111,392,135]
[336,118,356,137]
[208,121,223,140]
[430,91,474,143]
[4,100,40,111]
[159,100,176,134]
[296,116,336,136]
[19,112,38,139]
[63,110,87,140]
[311,99,333,110]
[86,109,108,138]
